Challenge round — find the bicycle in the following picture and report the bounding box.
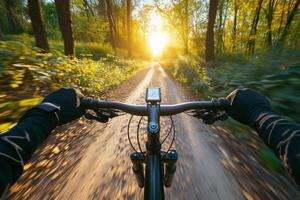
[81,87,229,200]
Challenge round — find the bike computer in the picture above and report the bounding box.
[146,87,161,103]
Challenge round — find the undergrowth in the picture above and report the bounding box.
[164,49,300,172]
[0,39,145,132]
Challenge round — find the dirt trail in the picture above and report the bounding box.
[8,64,300,200]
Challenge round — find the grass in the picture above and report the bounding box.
[163,49,300,172]
[0,35,147,133]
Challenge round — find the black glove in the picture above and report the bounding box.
[38,88,85,125]
[226,88,272,127]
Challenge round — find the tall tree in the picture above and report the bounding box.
[0,27,3,37]
[183,0,190,54]
[28,0,49,52]
[276,0,299,47]
[276,0,287,41]
[216,0,229,52]
[247,0,264,53]
[104,0,116,49]
[127,0,132,57]
[4,0,23,33]
[264,0,277,48]
[232,0,238,51]
[54,0,74,56]
[205,0,218,62]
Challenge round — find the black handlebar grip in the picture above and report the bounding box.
[80,97,93,109]
[218,98,230,110]
[211,98,230,111]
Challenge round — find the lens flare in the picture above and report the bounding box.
[147,13,169,56]
[148,31,168,56]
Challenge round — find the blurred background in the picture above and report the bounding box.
[0,0,300,199]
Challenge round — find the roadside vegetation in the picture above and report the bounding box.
[0,37,145,133]
[163,50,300,172]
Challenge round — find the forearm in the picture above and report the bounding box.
[254,112,300,185]
[0,109,57,196]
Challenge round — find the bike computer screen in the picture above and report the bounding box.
[146,87,161,103]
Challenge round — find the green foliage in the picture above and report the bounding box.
[166,50,300,172]
[1,34,114,60]
[260,148,284,172]
[0,40,145,133]
[72,14,108,43]
[168,50,300,122]
[42,1,61,40]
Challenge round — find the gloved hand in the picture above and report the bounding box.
[226,88,272,127]
[37,88,85,125]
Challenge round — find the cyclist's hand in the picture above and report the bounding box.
[40,88,85,125]
[226,88,272,126]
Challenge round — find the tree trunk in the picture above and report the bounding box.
[183,0,189,54]
[276,0,286,42]
[205,0,218,62]
[0,26,3,37]
[247,0,264,54]
[4,0,23,33]
[104,0,116,49]
[54,0,75,56]
[232,0,238,51]
[216,0,224,53]
[293,20,300,48]
[28,0,49,52]
[265,0,277,48]
[276,1,299,47]
[126,0,132,57]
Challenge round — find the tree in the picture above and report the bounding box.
[127,0,132,57]
[105,0,116,49]
[205,0,218,62]
[4,0,23,33]
[276,0,299,47]
[247,0,264,53]
[28,0,49,52]
[155,0,191,54]
[264,0,278,48]
[232,0,238,51]
[216,0,229,52]
[0,27,3,37]
[54,0,74,56]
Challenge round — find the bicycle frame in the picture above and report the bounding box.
[145,102,164,199]
[81,94,229,200]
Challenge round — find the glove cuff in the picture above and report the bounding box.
[20,102,60,129]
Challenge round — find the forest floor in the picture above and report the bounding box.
[7,64,300,200]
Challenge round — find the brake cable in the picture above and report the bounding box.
[136,116,144,153]
[127,115,138,153]
[161,116,174,145]
[162,116,176,159]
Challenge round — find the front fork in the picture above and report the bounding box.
[130,150,178,188]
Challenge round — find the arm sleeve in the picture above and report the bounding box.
[0,109,57,197]
[253,112,300,185]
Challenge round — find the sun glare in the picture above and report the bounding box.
[148,31,168,56]
[147,13,169,56]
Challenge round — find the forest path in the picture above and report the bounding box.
[7,64,300,200]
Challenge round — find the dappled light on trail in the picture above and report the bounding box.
[1,0,300,199]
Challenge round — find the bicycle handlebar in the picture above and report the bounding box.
[80,97,230,116]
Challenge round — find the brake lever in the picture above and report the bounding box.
[189,109,228,124]
[84,108,120,123]
[203,112,228,124]
[85,112,110,123]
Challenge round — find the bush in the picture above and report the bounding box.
[166,50,300,123]
[0,40,144,132]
